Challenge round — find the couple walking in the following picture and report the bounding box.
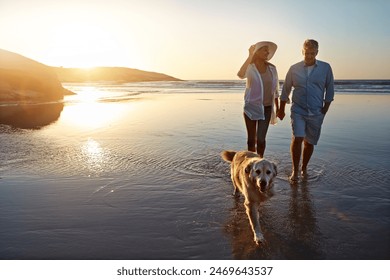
[237,39,334,182]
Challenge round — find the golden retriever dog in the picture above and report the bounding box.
[221,150,277,245]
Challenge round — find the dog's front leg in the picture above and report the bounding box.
[231,169,239,196]
[244,202,264,245]
[231,178,238,196]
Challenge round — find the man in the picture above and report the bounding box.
[277,39,334,182]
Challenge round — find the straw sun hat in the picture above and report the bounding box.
[252,41,277,61]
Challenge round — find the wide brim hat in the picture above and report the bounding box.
[253,41,277,61]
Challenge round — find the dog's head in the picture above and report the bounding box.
[245,159,277,193]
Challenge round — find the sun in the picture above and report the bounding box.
[45,21,123,68]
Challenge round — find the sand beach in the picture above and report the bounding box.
[0,81,389,259]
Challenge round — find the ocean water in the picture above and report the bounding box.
[0,80,389,259]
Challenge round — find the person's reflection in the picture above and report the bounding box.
[0,102,64,129]
[287,180,324,259]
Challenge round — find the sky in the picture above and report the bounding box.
[0,0,389,80]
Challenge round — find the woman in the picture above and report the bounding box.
[237,41,279,157]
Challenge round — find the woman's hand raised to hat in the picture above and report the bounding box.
[248,45,256,57]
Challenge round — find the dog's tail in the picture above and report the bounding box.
[221,150,236,162]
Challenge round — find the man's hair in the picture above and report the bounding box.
[303,39,319,50]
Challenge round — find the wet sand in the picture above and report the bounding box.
[0,91,389,259]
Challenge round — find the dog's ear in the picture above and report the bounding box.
[273,163,278,176]
[245,162,252,174]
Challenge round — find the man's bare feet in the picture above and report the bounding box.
[301,167,308,176]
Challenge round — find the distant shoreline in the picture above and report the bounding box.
[60,80,390,96]
[52,66,182,83]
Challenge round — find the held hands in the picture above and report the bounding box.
[321,102,331,115]
[277,109,285,120]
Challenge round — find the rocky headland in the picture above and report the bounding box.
[0,49,68,102]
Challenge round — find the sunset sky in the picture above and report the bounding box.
[1,0,389,80]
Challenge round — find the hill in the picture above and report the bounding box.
[52,66,181,83]
[0,49,68,102]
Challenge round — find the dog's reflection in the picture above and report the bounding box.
[224,196,272,259]
[224,180,324,259]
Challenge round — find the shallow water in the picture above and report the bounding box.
[0,84,389,259]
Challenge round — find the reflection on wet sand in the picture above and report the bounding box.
[286,181,324,259]
[0,102,64,129]
[224,196,268,259]
[225,181,324,259]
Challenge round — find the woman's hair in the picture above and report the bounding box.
[303,39,319,50]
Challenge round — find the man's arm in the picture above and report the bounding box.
[324,65,335,102]
[277,100,287,120]
[322,65,334,115]
[277,68,293,120]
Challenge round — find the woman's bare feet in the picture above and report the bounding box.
[289,170,299,182]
